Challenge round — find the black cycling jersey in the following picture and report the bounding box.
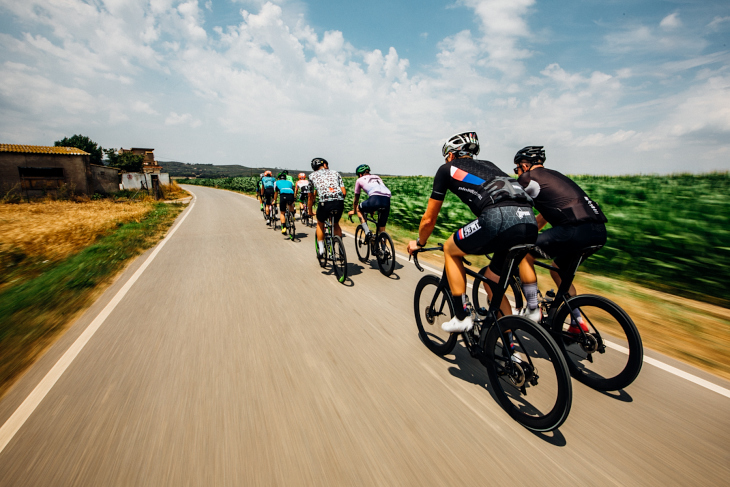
[517,167,607,226]
[431,157,532,215]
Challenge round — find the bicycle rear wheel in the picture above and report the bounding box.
[332,236,348,283]
[553,294,643,391]
[375,232,396,277]
[472,266,524,314]
[355,226,370,262]
[483,316,572,432]
[288,212,296,238]
[413,275,458,356]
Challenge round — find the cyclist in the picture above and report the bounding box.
[256,172,265,211]
[406,132,538,333]
[275,171,296,235]
[513,146,607,332]
[347,164,391,242]
[261,170,277,224]
[307,158,346,258]
[295,172,312,219]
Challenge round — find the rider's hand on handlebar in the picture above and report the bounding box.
[406,240,419,255]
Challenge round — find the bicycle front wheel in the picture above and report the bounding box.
[354,226,370,262]
[553,294,643,391]
[315,239,326,268]
[413,275,458,356]
[472,266,525,314]
[483,316,572,432]
[375,232,396,277]
[332,236,348,283]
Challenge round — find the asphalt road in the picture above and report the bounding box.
[0,185,728,486]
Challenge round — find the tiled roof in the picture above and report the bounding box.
[0,144,90,155]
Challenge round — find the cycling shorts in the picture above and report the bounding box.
[298,192,310,203]
[316,200,344,223]
[453,205,538,275]
[359,195,391,228]
[531,222,607,269]
[263,188,275,205]
[279,193,295,211]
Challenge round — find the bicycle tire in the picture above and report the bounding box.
[288,211,296,238]
[355,226,370,262]
[472,266,525,314]
[316,239,326,268]
[332,236,348,283]
[413,275,458,356]
[552,294,643,391]
[483,316,572,432]
[375,232,396,277]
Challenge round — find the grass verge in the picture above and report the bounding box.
[0,201,186,398]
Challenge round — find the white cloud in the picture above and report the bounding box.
[708,16,730,30]
[660,13,681,30]
[165,112,202,127]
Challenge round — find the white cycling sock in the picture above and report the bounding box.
[318,241,325,253]
[571,309,583,322]
[523,282,539,310]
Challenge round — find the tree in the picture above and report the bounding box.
[54,134,103,165]
[103,148,144,173]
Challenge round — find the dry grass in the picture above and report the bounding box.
[161,181,189,201]
[0,199,153,262]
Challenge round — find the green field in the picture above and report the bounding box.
[180,173,730,307]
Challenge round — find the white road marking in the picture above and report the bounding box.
[0,192,197,454]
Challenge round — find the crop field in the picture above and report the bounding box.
[180,173,730,306]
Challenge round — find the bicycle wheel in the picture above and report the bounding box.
[315,239,326,268]
[472,266,524,314]
[375,232,396,277]
[483,316,572,432]
[552,294,643,391]
[413,275,458,356]
[288,212,296,238]
[354,226,370,262]
[332,236,348,283]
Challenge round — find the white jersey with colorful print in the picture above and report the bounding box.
[309,168,344,203]
[354,174,391,198]
[296,180,312,194]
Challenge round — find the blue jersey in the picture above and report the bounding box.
[262,176,276,190]
[275,179,294,194]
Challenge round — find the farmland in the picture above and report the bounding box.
[180,173,730,307]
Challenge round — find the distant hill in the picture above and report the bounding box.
[159,160,357,178]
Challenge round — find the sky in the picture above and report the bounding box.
[1,0,729,176]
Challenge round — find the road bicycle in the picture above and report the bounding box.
[300,201,313,227]
[284,204,296,240]
[316,209,348,283]
[411,244,572,432]
[349,212,396,277]
[471,246,643,391]
[269,204,280,230]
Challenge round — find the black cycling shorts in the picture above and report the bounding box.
[263,188,275,205]
[531,222,607,269]
[279,193,295,211]
[359,195,391,228]
[453,205,538,275]
[316,200,344,223]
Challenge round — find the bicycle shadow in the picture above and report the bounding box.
[431,340,567,446]
[356,258,403,280]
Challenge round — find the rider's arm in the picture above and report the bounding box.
[407,198,443,254]
[308,191,316,214]
[351,192,360,212]
[536,213,548,231]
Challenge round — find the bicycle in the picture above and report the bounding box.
[269,204,280,230]
[411,244,572,432]
[284,204,296,240]
[349,212,396,276]
[471,246,643,391]
[315,209,348,283]
[300,201,313,227]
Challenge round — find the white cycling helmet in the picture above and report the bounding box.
[442,132,480,158]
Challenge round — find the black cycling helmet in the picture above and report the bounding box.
[514,146,545,165]
[277,171,287,179]
[311,158,327,170]
[355,164,370,177]
[442,132,480,158]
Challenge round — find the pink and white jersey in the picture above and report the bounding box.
[354,174,391,198]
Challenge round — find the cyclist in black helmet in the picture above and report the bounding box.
[406,132,538,333]
[513,146,608,332]
[308,158,346,258]
[348,164,392,241]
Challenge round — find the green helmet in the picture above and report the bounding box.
[355,164,370,176]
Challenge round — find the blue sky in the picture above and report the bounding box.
[1,0,729,175]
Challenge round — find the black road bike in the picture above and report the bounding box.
[284,204,296,240]
[411,244,572,432]
[300,198,313,227]
[316,209,348,283]
[350,212,396,276]
[471,246,643,391]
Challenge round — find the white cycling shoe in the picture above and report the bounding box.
[523,307,542,323]
[442,315,473,333]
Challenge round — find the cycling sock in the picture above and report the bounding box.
[508,331,514,350]
[362,223,370,234]
[523,282,539,310]
[453,294,469,320]
[318,240,325,254]
[571,309,583,322]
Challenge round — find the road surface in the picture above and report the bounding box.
[0,185,728,486]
